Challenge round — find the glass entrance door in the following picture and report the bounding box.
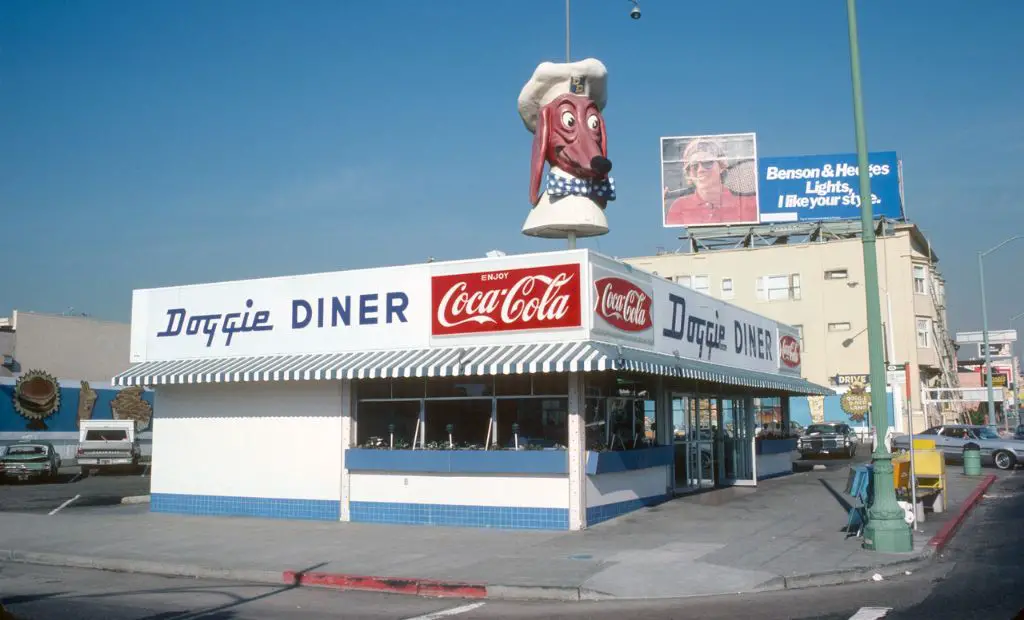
[671,394,715,493]
[720,398,756,485]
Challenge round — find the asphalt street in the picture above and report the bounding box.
[1,460,1019,620]
[0,468,149,514]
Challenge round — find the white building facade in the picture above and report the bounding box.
[114,249,829,530]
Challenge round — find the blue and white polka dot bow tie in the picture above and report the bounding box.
[545,173,616,201]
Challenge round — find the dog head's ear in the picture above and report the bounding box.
[598,112,608,159]
[529,105,550,206]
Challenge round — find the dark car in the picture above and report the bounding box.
[0,440,62,482]
[798,423,859,459]
[1015,424,1024,441]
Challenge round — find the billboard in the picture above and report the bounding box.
[758,151,904,223]
[661,133,759,228]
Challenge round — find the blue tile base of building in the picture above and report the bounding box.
[151,493,340,521]
[586,494,670,526]
[147,493,667,530]
[349,501,570,530]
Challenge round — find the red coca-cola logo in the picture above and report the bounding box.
[594,277,653,332]
[780,335,801,368]
[431,263,582,335]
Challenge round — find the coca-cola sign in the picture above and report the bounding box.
[431,263,582,336]
[594,277,653,332]
[780,334,801,369]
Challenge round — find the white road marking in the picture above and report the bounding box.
[48,494,81,516]
[67,472,82,484]
[402,602,486,620]
[140,464,150,477]
[849,607,892,620]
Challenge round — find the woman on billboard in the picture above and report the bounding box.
[664,137,758,227]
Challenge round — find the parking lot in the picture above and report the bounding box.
[0,467,150,515]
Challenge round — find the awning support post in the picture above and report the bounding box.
[568,371,587,531]
[340,378,356,522]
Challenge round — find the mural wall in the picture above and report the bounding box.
[789,393,895,430]
[1,373,155,434]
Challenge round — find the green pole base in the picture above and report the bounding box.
[862,454,913,553]
[862,515,913,552]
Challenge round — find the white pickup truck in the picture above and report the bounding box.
[76,419,142,472]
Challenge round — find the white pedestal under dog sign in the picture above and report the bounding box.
[518,58,613,239]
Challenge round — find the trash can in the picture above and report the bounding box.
[963,442,982,476]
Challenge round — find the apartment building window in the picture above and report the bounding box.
[825,268,848,280]
[913,265,928,295]
[793,324,804,349]
[721,278,734,299]
[677,275,709,293]
[756,274,801,301]
[916,317,932,348]
[828,322,852,332]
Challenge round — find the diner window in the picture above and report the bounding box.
[356,401,421,448]
[356,375,571,450]
[427,377,493,398]
[424,399,492,448]
[496,398,567,449]
[916,317,932,348]
[584,373,657,451]
[828,322,852,332]
[913,265,928,295]
[721,278,734,299]
[756,274,801,301]
[754,397,787,438]
[825,268,848,280]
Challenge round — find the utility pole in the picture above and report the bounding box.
[846,0,912,552]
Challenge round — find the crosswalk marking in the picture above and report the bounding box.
[402,602,486,620]
[849,607,892,620]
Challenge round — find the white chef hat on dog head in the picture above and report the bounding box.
[517,58,608,133]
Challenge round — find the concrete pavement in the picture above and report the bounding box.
[0,462,1007,602]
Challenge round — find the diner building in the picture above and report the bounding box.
[113,249,831,530]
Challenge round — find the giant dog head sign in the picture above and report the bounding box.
[517,58,614,239]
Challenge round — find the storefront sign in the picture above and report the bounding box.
[833,374,870,386]
[593,277,652,332]
[651,280,781,375]
[588,257,655,347]
[779,334,801,370]
[430,263,582,336]
[131,265,432,362]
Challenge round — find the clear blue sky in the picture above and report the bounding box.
[1,0,1021,334]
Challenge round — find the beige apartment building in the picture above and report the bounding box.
[624,221,959,433]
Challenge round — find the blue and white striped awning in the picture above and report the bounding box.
[112,340,832,395]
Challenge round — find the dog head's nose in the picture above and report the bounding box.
[590,156,612,176]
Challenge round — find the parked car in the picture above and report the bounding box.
[798,422,859,459]
[891,424,1024,471]
[0,439,62,482]
[1014,424,1024,441]
[76,419,141,472]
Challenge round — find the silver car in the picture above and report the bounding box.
[891,424,1024,471]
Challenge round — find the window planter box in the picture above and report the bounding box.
[755,438,798,455]
[345,446,674,476]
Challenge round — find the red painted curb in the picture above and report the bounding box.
[927,473,998,552]
[282,570,487,598]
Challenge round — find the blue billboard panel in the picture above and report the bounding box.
[757,151,904,223]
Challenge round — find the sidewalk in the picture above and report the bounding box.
[0,463,1003,601]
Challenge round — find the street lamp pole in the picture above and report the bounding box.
[1008,311,1024,425]
[979,235,1023,426]
[845,0,912,552]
